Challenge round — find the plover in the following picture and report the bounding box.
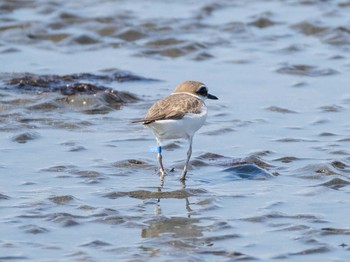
[133,81,218,180]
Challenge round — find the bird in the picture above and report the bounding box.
[133,81,218,180]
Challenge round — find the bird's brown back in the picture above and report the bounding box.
[133,93,203,124]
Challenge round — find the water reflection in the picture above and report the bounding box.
[141,216,203,239]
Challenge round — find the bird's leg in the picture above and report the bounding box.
[180,137,193,181]
[157,146,166,179]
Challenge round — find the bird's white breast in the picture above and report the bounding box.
[147,104,207,143]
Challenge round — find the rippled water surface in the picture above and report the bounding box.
[1,0,350,261]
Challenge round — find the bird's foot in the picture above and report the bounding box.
[180,170,187,181]
[159,168,166,180]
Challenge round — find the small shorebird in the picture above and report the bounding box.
[133,81,218,180]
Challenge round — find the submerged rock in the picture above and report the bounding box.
[49,195,75,205]
[249,17,278,28]
[12,132,40,143]
[1,71,157,95]
[0,71,154,113]
[222,164,274,180]
[276,64,339,77]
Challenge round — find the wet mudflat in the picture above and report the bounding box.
[1,0,350,261]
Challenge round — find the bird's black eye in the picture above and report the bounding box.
[196,86,208,97]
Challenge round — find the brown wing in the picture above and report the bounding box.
[132,94,203,124]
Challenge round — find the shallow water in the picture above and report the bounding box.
[1,0,350,261]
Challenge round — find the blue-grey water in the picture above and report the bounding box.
[1,0,350,261]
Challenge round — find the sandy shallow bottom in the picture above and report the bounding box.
[1,0,350,261]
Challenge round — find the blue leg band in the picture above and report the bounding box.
[157,146,162,153]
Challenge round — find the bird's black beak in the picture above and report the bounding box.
[207,93,218,100]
